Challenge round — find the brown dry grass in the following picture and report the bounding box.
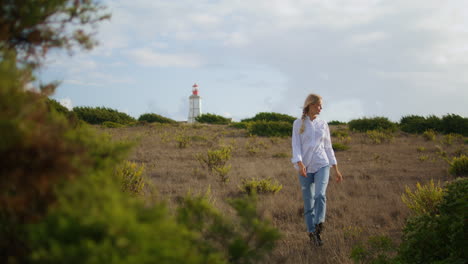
[100,123,465,264]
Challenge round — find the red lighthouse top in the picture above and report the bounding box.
[192,83,199,95]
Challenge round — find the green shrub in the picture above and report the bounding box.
[272,152,289,158]
[400,114,468,136]
[241,112,295,123]
[449,155,468,177]
[399,178,468,264]
[116,161,146,196]
[441,114,468,136]
[422,129,436,141]
[350,235,396,264]
[102,121,124,128]
[229,122,249,129]
[175,134,191,148]
[0,52,134,262]
[328,120,347,125]
[196,146,232,183]
[366,130,394,144]
[333,142,350,151]
[138,113,176,124]
[73,106,135,125]
[176,192,281,263]
[247,121,292,137]
[196,113,231,124]
[332,129,349,138]
[400,115,443,134]
[401,180,444,216]
[348,117,398,132]
[240,178,283,195]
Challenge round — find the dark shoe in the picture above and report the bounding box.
[308,231,323,247]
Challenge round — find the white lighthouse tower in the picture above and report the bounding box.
[188,83,202,123]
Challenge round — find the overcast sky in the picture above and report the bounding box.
[42,0,468,122]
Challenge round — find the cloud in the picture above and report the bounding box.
[59,98,73,110]
[127,48,203,68]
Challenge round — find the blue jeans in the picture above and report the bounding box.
[298,166,330,233]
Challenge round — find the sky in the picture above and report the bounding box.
[42,0,468,122]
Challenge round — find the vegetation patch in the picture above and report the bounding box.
[449,155,468,177]
[366,130,394,144]
[247,120,292,137]
[138,113,176,124]
[116,161,146,196]
[196,146,232,183]
[422,129,436,141]
[333,142,350,151]
[240,178,283,195]
[196,113,231,124]
[401,180,443,216]
[74,106,135,125]
[348,117,398,132]
[241,112,296,123]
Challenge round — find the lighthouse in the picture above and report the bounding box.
[188,83,202,123]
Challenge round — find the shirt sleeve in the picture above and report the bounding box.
[291,119,303,165]
[324,122,337,166]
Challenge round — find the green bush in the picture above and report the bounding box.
[240,178,283,195]
[422,129,436,141]
[441,114,468,136]
[248,121,292,137]
[400,114,468,136]
[138,113,176,124]
[229,122,249,129]
[241,112,296,123]
[398,178,468,264]
[449,155,468,177]
[116,161,146,196]
[73,106,136,125]
[400,115,435,134]
[348,117,398,132]
[196,113,231,125]
[0,51,134,262]
[350,235,396,264]
[102,121,124,128]
[401,180,444,216]
[196,146,232,183]
[176,192,281,263]
[333,142,350,151]
[328,120,347,125]
[366,130,394,144]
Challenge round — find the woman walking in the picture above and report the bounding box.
[291,93,343,246]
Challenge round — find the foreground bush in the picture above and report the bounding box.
[138,113,176,124]
[177,193,281,263]
[350,178,467,264]
[348,117,398,132]
[74,106,136,125]
[1,51,280,264]
[196,113,231,124]
[399,178,467,263]
[401,180,443,216]
[449,155,468,177]
[241,112,296,124]
[248,121,292,137]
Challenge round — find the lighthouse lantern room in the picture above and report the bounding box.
[188,83,202,123]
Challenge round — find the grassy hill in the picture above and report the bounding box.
[102,123,464,264]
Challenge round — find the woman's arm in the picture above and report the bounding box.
[291,120,307,177]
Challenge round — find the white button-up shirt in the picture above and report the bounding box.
[291,116,337,173]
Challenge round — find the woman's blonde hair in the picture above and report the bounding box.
[299,94,322,134]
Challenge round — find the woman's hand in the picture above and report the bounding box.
[332,165,343,183]
[298,162,307,177]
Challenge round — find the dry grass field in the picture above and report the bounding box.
[101,123,465,264]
